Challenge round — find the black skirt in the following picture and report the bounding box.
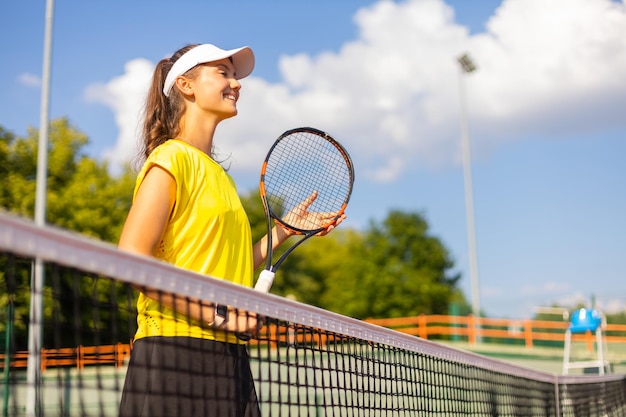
[118,336,261,417]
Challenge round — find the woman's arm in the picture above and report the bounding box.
[252,225,292,270]
[118,165,175,256]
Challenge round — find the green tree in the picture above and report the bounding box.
[270,229,358,306]
[0,119,136,349]
[606,311,626,325]
[342,210,460,318]
[0,118,134,240]
[278,210,462,319]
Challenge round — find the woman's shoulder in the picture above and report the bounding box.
[150,139,188,157]
[147,140,201,167]
[146,139,224,179]
[137,140,189,179]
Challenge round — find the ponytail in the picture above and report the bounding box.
[135,45,199,168]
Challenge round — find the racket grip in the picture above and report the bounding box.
[254,269,275,293]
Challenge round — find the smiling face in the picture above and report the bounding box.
[178,58,242,123]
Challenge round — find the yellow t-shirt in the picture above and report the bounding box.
[132,139,254,343]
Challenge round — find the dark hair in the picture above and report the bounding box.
[135,44,202,167]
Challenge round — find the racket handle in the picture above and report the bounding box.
[254,269,275,293]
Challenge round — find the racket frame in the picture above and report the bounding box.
[259,126,354,274]
[241,127,354,339]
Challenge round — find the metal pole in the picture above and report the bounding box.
[26,0,55,415]
[457,54,481,325]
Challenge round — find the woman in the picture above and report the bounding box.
[117,43,344,417]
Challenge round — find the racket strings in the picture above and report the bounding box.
[263,131,353,232]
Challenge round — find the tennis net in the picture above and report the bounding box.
[1,212,625,416]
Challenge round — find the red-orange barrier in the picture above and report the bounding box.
[365,314,626,350]
[0,343,131,371]
[3,315,626,370]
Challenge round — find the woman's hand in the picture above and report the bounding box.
[217,307,263,338]
[253,191,348,270]
[281,191,347,236]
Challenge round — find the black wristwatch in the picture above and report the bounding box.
[215,304,228,327]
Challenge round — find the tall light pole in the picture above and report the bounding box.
[26,0,54,415]
[457,53,481,324]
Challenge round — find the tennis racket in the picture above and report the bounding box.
[254,126,355,293]
[233,127,354,340]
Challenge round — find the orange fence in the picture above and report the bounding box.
[1,343,131,371]
[3,315,626,370]
[365,314,626,350]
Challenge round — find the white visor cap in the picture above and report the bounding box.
[163,44,255,97]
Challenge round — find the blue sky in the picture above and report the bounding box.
[2,0,625,319]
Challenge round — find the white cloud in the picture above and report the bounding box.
[469,0,626,135]
[19,73,41,88]
[83,58,153,171]
[87,0,626,180]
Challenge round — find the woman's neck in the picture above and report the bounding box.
[178,117,218,156]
